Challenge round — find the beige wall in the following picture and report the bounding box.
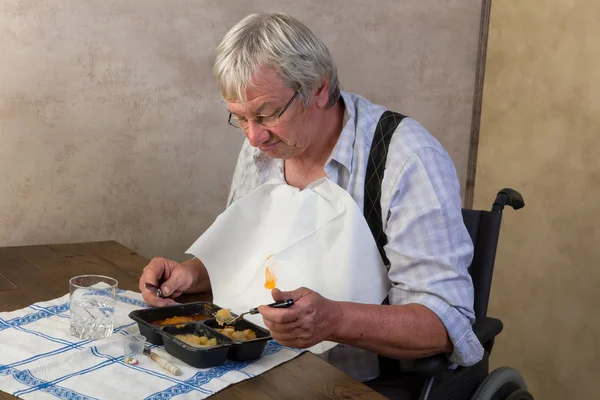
[1,0,482,261]
[474,1,600,398]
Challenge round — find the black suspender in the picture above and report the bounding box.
[364,110,407,266]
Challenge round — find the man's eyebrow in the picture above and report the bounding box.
[255,101,274,114]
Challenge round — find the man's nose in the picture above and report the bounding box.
[246,120,270,147]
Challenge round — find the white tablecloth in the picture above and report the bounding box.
[0,289,303,399]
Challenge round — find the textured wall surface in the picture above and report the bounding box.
[1,0,482,261]
[474,1,600,398]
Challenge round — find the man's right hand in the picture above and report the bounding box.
[139,257,196,307]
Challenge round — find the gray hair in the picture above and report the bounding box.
[214,13,340,109]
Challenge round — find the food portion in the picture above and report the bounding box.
[176,334,218,348]
[215,326,257,341]
[152,315,210,326]
[214,308,234,326]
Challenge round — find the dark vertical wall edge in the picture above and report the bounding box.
[465,0,493,209]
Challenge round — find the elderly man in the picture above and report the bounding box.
[139,12,482,399]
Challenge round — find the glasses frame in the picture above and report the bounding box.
[228,86,302,129]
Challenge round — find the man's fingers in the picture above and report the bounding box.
[270,331,298,342]
[263,319,301,334]
[139,258,167,291]
[160,268,191,297]
[271,287,310,302]
[142,292,164,307]
[139,257,177,306]
[160,298,179,306]
[269,331,311,348]
[141,290,178,307]
[270,288,288,301]
[259,306,298,324]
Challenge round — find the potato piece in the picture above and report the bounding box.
[231,331,246,341]
[215,326,257,341]
[216,327,233,338]
[197,336,209,345]
[243,329,257,340]
[175,334,218,347]
[231,331,246,340]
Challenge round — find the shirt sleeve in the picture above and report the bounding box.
[382,145,484,367]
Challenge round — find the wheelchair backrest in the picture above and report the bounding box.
[461,208,503,321]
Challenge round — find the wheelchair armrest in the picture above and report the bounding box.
[407,354,451,377]
[474,316,503,344]
[404,317,504,377]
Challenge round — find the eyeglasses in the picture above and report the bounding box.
[228,87,302,130]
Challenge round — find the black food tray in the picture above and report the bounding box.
[128,301,273,367]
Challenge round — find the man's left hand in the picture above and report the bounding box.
[258,287,342,349]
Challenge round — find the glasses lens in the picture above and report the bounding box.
[229,114,279,129]
[258,115,279,128]
[229,116,246,129]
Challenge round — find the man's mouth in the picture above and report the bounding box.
[259,140,281,151]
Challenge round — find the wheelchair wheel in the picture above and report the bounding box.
[470,367,534,400]
[506,390,534,400]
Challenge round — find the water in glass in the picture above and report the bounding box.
[69,275,118,339]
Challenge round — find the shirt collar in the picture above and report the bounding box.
[325,90,356,175]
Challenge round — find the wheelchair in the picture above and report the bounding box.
[382,188,534,400]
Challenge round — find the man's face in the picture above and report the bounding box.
[226,69,322,159]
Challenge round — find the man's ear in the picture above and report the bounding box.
[314,76,330,109]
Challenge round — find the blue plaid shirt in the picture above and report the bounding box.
[226,91,483,382]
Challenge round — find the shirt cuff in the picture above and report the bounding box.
[392,290,484,366]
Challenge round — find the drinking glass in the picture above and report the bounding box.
[69,275,118,339]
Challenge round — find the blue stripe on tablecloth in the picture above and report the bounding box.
[0,303,71,332]
[89,347,213,395]
[30,303,63,315]
[14,326,86,349]
[113,321,137,335]
[145,341,286,400]
[145,362,253,400]
[116,294,147,308]
[30,304,70,319]
[2,366,99,400]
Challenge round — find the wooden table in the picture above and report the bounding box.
[0,241,385,400]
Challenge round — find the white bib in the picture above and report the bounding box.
[186,178,390,353]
